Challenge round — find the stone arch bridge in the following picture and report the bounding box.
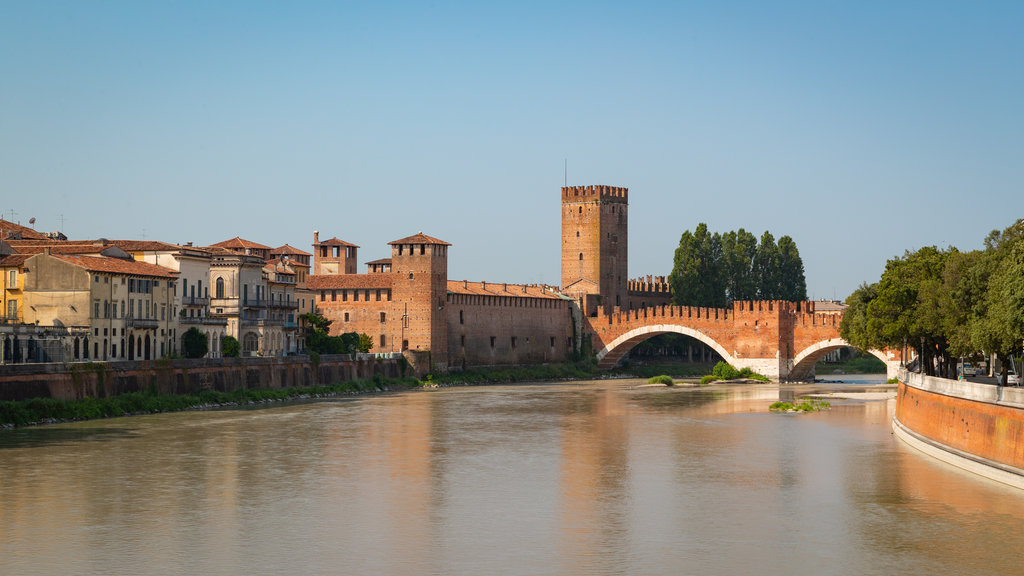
[584,300,903,382]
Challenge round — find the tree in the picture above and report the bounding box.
[357,333,374,353]
[181,327,209,359]
[221,335,241,358]
[840,282,879,351]
[754,231,780,299]
[670,224,807,307]
[776,235,808,301]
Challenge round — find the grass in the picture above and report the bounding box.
[428,361,601,385]
[770,398,831,413]
[647,375,675,386]
[0,377,423,428]
[700,361,770,384]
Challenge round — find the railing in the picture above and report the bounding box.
[180,317,228,326]
[126,318,159,329]
[267,300,298,310]
[240,318,284,327]
[182,296,210,306]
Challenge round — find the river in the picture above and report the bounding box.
[2,376,1023,575]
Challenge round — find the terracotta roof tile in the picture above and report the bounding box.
[365,258,392,265]
[47,254,178,278]
[388,232,450,246]
[209,237,272,250]
[0,219,48,240]
[0,254,31,267]
[270,244,312,256]
[306,274,394,290]
[317,237,359,248]
[447,280,565,300]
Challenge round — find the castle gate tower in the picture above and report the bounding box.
[561,185,628,315]
[389,232,450,370]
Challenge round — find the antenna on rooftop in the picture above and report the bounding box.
[29,217,36,226]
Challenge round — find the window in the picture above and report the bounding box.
[7,299,16,319]
[94,301,100,317]
[379,334,385,348]
[459,310,464,324]
[353,291,358,302]
[344,312,349,322]
[379,312,386,323]
[460,335,465,347]
[402,339,408,350]
[511,336,517,349]
[7,270,15,286]
[490,337,496,349]
[420,244,425,255]
[342,290,348,302]
[375,290,381,301]
[408,273,414,280]
[550,337,555,348]
[95,276,100,283]
[331,290,337,302]
[320,291,325,302]
[579,253,583,261]
[216,277,225,299]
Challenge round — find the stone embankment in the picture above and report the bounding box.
[0,354,405,402]
[894,368,1024,489]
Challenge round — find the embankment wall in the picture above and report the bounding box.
[0,355,405,402]
[894,368,1024,488]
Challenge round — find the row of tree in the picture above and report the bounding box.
[182,328,240,358]
[840,220,1024,381]
[668,224,808,307]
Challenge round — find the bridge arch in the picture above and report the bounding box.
[595,324,736,370]
[789,338,897,382]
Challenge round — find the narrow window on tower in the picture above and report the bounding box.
[579,253,583,261]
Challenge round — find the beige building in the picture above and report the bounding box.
[21,251,178,361]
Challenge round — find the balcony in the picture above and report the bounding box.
[180,316,228,326]
[241,318,284,327]
[268,299,298,310]
[182,296,210,306]
[126,318,159,329]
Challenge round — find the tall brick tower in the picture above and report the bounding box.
[389,232,450,370]
[312,231,359,275]
[561,185,628,314]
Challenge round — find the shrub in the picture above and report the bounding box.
[648,375,675,386]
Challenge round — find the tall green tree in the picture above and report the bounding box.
[181,327,209,359]
[753,231,780,299]
[221,335,241,358]
[776,235,808,301]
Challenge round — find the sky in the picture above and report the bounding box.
[2,1,1022,301]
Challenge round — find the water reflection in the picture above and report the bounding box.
[3,380,1024,575]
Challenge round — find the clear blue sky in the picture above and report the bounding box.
[2,1,1022,301]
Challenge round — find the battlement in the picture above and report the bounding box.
[561,185,628,203]
[627,275,671,295]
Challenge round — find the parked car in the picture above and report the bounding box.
[962,363,977,377]
[1009,370,1021,386]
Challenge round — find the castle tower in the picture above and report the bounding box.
[561,185,628,314]
[389,232,450,369]
[312,230,359,275]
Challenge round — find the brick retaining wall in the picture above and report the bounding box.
[0,355,405,402]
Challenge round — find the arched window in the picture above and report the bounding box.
[579,253,583,261]
[216,277,225,298]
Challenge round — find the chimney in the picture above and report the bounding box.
[313,230,319,244]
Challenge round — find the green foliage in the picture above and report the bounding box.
[429,361,601,385]
[842,220,1024,379]
[669,224,807,307]
[302,311,368,355]
[0,376,425,427]
[770,399,830,412]
[357,333,373,353]
[702,361,770,383]
[221,335,241,358]
[647,375,675,386]
[181,327,209,359]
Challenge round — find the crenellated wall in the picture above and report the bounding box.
[585,299,859,380]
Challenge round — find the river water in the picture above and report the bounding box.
[3,377,1024,576]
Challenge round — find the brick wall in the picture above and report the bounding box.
[446,292,573,368]
[0,355,403,402]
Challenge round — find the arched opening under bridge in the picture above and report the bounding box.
[595,324,734,370]
[788,338,897,382]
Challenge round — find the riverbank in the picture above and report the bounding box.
[0,359,733,428]
[0,376,422,428]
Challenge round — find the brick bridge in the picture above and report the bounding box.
[584,300,903,382]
